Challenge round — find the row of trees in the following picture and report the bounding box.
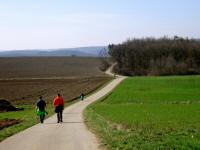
[108,36,200,76]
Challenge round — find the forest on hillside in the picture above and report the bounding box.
[108,36,200,76]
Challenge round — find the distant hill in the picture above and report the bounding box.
[0,46,106,57]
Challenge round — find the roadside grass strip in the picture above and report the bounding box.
[0,104,55,141]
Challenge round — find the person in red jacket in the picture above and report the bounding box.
[53,93,64,123]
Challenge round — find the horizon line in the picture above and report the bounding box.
[0,45,107,52]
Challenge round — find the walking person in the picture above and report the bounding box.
[80,93,85,101]
[53,94,64,123]
[36,96,47,123]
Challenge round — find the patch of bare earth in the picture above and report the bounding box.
[0,119,21,130]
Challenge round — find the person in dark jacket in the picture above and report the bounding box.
[36,96,47,123]
[80,93,85,101]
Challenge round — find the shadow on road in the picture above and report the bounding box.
[43,121,84,125]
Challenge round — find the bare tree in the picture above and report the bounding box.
[99,48,111,71]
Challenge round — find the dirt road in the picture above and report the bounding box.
[0,67,126,150]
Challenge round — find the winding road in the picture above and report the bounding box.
[0,66,126,150]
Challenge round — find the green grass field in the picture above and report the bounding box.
[85,75,200,149]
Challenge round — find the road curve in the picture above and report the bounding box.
[0,66,126,150]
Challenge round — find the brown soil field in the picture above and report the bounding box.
[0,57,103,79]
[0,57,111,104]
[0,77,111,105]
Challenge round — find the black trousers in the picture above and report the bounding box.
[40,114,45,123]
[55,105,63,123]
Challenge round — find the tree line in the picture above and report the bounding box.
[108,36,200,76]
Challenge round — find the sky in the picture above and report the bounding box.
[0,0,199,50]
